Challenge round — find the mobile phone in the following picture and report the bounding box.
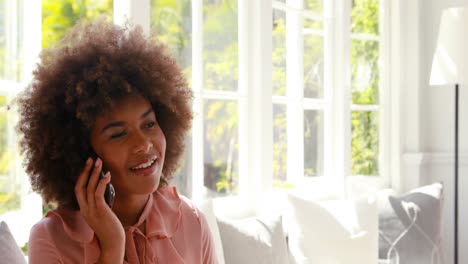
[89,153,115,208]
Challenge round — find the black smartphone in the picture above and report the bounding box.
[89,152,115,208]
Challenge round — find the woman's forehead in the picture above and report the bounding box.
[102,94,151,116]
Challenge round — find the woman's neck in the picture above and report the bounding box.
[112,193,150,227]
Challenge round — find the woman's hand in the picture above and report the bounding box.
[75,157,125,263]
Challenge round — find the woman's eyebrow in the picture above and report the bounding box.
[141,107,153,118]
[101,121,124,133]
[101,107,154,133]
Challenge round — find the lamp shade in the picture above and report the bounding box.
[430,7,468,86]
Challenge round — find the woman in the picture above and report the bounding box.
[17,19,217,264]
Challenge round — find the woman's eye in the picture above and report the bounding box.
[146,121,156,129]
[110,132,125,139]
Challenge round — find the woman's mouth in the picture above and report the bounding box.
[130,157,158,176]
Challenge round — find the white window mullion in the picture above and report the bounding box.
[380,0,391,187]
[22,0,42,83]
[389,0,402,190]
[238,0,248,199]
[245,0,273,200]
[5,0,18,80]
[323,0,333,181]
[286,0,304,183]
[331,0,351,197]
[114,0,150,35]
[191,0,204,203]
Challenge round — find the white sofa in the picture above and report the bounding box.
[199,182,444,264]
[0,182,444,264]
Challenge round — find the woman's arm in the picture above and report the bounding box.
[28,223,63,264]
[198,209,219,264]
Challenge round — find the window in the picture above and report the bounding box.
[0,0,27,216]
[0,0,113,249]
[147,0,392,204]
[271,0,390,191]
[2,0,396,244]
[151,0,243,199]
[42,0,113,48]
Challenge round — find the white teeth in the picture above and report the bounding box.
[132,158,156,170]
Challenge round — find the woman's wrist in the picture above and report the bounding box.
[97,244,125,264]
[97,235,125,264]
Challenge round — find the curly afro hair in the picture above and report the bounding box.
[17,19,193,210]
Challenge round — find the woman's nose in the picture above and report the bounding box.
[133,132,153,153]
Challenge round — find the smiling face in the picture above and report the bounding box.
[89,94,166,197]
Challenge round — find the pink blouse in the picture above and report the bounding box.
[28,187,218,264]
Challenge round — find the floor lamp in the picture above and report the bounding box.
[430,7,468,264]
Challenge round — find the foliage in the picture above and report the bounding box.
[350,0,380,175]
[21,242,28,255]
[42,0,113,48]
[0,96,7,173]
[150,0,191,68]
[201,1,239,194]
[0,94,20,213]
[0,191,20,214]
[0,0,4,78]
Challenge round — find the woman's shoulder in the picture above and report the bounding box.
[155,186,201,218]
[30,209,64,237]
[154,186,206,227]
[29,208,94,244]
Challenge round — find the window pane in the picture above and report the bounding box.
[351,38,379,104]
[203,99,238,196]
[273,104,287,183]
[203,0,238,91]
[42,0,113,48]
[0,0,4,79]
[0,95,20,213]
[272,8,286,96]
[304,0,323,13]
[303,19,323,98]
[304,110,323,177]
[277,0,323,13]
[150,0,192,195]
[150,0,192,70]
[351,110,379,176]
[0,0,24,81]
[170,136,190,196]
[351,0,379,35]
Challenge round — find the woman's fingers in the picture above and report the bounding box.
[75,157,93,209]
[95,172,111,208]
[87,158,102,209]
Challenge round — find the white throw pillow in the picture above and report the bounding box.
[217,214,289,264]
[286,194,378,264]
[0,221,27,264]
[197,199,226,264]
[378,182,444,264]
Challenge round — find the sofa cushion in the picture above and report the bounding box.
[197,199,225,264]
[286,194,377,264]
[217,214,289,264]
[0,221,27,264]
[378,182,444,264]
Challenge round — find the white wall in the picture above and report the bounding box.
[402,0,468,263]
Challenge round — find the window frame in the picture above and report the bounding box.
[124,0,399,208]
[2,0,402,230]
